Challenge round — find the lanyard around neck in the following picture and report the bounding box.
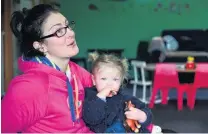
[34,56,79,123]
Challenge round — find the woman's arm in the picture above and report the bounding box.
[1,80,48,133]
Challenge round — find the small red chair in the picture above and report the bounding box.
[189,63,208,110]
[148,63,192,110]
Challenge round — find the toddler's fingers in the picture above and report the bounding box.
[110,90,117,95]
[124,111,131,115]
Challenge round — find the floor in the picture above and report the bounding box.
[151,100,208,133]
[122,85,208,133]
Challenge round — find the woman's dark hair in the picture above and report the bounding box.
[10,4,59,58]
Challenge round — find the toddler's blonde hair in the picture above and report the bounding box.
[88,52,129,85]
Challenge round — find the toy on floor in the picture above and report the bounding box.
[151,125,163,134]
[123,100,141,133]
[150,125,177,134]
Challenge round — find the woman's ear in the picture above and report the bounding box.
[33,41,47,53]
[33,41,41,50]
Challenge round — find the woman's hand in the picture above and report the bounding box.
[125,107,147,123]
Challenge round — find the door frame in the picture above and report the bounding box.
[3,0,13,92]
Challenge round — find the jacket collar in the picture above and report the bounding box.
[18,56,76,81]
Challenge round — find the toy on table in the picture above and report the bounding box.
[123,100,141,133]
[185,56,196,70]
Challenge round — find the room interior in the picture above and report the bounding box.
[2,0,208,133]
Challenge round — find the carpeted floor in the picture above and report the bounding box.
[122,85,208,133]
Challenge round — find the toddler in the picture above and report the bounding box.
[82,52,152,133]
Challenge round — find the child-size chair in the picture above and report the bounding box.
[189,63,208,110]
[149,63,192,110]
[130,60,152,104]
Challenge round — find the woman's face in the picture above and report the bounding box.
[40,12,79,59]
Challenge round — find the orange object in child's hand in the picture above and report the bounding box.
[97,88,117,98]
[123,101,141,133]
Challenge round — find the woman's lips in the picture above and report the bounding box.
[67,41,75,46]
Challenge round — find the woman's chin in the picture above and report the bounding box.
[67,47,79,57]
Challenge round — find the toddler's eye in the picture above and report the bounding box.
[101,78,106,80]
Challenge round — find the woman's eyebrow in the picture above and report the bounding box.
[49,20,69,30]
[49,23,62,30]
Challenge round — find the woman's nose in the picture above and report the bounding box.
[66,27,75,37]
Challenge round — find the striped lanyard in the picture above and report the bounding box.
[34,56,80,124]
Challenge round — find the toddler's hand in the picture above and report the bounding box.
[125,107,147,123]
[97,88,117,99]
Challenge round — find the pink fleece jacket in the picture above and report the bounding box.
[1,57,93,133]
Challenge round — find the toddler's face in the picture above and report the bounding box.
[93,65,122,97]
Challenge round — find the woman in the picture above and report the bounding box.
[2,4,93,133]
